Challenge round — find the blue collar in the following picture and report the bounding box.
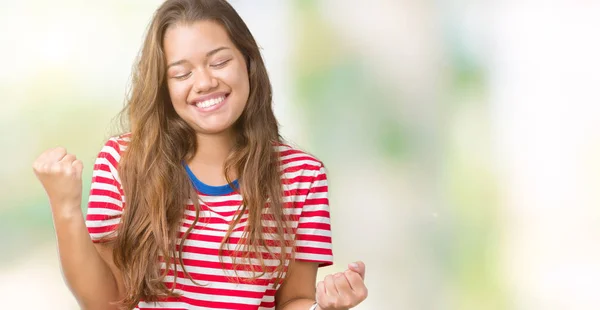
[184,164,239,195]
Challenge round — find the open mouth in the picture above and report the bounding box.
[196,95,226,108]
[191,93,230,111]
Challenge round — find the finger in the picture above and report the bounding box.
[72,159,84,179]
[333,272,352,296]
[344,270,368,300]
[324,274,338,297]
[316,281,326,304]
[348,261,366,280]
[33,148,66,171]
[59,154,77,165]
[47,147,68,162]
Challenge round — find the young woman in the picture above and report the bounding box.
[32,0,368,309]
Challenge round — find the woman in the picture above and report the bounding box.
[32,0,368,309]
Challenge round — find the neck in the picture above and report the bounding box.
[192,130,236,166]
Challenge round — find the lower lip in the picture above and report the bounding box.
[192,95,229,113]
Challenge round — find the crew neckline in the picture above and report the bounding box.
[184,164,239,196]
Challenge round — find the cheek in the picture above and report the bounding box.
[167,82,190,106]
[217,65,250,95]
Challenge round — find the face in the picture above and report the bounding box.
[163,20,250,136]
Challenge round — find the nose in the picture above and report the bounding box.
[193,69,217,93]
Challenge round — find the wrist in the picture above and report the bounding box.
[51,203,84,221]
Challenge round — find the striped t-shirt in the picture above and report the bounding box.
[85,136,334,309]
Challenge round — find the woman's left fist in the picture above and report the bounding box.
[316,261,368,310]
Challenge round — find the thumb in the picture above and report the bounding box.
[348,261,366,280]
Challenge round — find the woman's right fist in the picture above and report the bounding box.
[33,147,84,213]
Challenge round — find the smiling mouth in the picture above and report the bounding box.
[194,95,227,109]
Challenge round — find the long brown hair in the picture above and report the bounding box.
[113,0,289,308]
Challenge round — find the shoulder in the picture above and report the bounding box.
[275,142,326,177]
[95,133,131,169]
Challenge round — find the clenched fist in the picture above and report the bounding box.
[32,147,84,216]
[316,261,368,310]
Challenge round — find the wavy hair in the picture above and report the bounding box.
[112,0,289,308]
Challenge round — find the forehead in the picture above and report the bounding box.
[163,20,234,60]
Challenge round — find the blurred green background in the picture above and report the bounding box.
[2,1,600,309]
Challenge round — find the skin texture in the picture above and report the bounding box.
[164,20,250,137]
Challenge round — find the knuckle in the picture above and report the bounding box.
[52,147,67,156]
[359,288,369,300]
[343,299,353,308]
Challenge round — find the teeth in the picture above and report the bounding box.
[196,96,225,109]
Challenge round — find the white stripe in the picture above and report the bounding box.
[163,264,272,280]
[308,179,328,188]
[283,195,308,203]
[169,250,291,267]
[197,194,243,203]
[306,192,328,199]
[301,204,329,212]
[180,239,290,253]
[294,253,334,263]
[135,301,205,309]
[86,217,120,228]
[294,240,332,249]
[298,216,330,225]
[282,182,312,191]
[279,152,314,161]
[88,195,122,208]
[281,169,309,179]
[91,168,113,179]
[90,181,120,193]
[102,142,121,162]
[163,275,277,293]
[141,277,271,306]
[89,232,116,240]
[296,228,332,237]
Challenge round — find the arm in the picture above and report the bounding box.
[34,145,125,309]
[275,260,369,310]
[275,161,367,310]
[275,260,319,310]
[53,208,123,309]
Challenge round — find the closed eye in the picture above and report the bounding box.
[210,59,232,69]
[173,72,192,80]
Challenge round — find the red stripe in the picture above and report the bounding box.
[88,201,123,212]
[86,214,121,221]
[305,198,328,205]
[280,156,321,165]
[87,224,119,234]
[295,246,332,255]
[282,164,322,174]
[89,188,122,201]
[295,234,332,243]
[297,222,331,231]
[164,280,266,299]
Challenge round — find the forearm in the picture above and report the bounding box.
[278,298,317,310]
[52,205,121,309]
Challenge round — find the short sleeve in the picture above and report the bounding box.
[85,138,125,243]
[294,164,334,267]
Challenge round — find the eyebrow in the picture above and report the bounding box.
[166,47,230,69]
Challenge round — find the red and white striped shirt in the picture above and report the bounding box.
[85,136,333,309]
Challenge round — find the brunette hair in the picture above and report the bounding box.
[113,0,288,307]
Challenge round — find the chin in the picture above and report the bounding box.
[194,123,236,135]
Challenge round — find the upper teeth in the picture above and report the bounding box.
[196,96,225,108]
